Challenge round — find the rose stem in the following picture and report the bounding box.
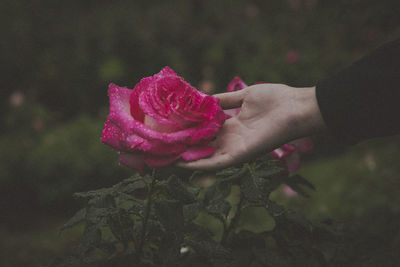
[137,168,156,258]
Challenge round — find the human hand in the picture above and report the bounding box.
[177,83,325,170]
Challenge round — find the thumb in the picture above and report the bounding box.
[213,89,248,109]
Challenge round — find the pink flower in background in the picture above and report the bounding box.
[101,67,227,172]
[282,185,298,197]
[225,76,314,173]
[270,137,314,173]
[285,50,300,64]
[226,76,247,92]
[9,91,25,107]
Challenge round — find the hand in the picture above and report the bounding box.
[177,83,325,170]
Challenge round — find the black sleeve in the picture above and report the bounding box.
[316,38,400,145]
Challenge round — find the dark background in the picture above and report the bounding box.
[1,0,399,265]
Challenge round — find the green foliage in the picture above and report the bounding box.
[1,0,399,265]
[0,112,131,223]
[54,156,343,266]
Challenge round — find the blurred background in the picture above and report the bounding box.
[1,0,399,265]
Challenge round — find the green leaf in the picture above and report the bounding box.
[166,175,197,204]
[189,170,206,181]
[85,207,113,226]
[74,175,147,203]
[158,232,183,264]
[254,167,284,178]
[264,200,285,217]
[119,179,147,195]
[230,230,267,250]
[60,208,86,231]
[216,167,241,177]
[183,201,202,223]
[76,226,102,255]
[107,209,134,243]
[285,174,316,190]
[154,199,184,232]
[186,238,232,266]
[204,181,231,204]
[283,174,316,198]
[128,201,144,216]
[96,193,117,207]
[206,200,231,218]
[250,248,292,267]
[285,183,311,198]
[74,188,111,201]
[240,174,268,204]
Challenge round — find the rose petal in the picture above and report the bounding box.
[125,134,145,149]
[144,115,181,133]
[181,146,216,161]
[130,78,153,122]
[145,153,182,167]
[282,185,298,197]
[119,152,146,173]
[290,137,314,154]
[139,87,181,129]
[270,144,296,159]
[281,144,297,152]
[101,119,126,150]
[154,66,177,78]
[129,108,225,145]
[136,139,186,155]
[109,83,133,122]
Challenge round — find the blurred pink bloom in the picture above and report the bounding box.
[245,4,260,18]
[304,0,318,10]
[226,76,247,92]
[282,185,298,197]
[9,91,25,107]
[32,118,45,132]
[285,50,300,64]
[199,80,214,94]
[288,0,301,10]
[364,28,382,42]
[271,137,314,173]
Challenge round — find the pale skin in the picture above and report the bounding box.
[177,83,326,170]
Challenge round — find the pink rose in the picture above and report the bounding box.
[284,50,300,64]
[225,77,314,173]
[101,67,227,172]
[269,137,314,173]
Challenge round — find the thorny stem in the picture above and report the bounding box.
[221,192,244,245]
[137,169,156,258]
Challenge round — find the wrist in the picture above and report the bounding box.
[291,86,326,138]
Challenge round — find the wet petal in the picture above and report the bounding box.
[101,119,126,150]
[154,66,177,78]
[145,153,182,167]
[119,152,146,173]
[136,139,186,155]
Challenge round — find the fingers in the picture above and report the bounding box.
[214,89,248,109]
[176,152,234,171]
